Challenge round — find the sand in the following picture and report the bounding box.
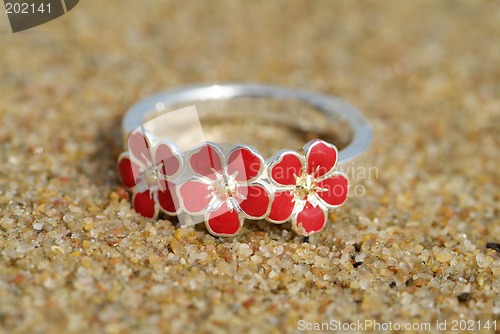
[0,1,498,333]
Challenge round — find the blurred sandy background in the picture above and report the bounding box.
[0,1,498,333]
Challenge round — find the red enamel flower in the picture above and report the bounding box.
[117,130,182,219]
[177,143,272,237]
[267,139,349,236]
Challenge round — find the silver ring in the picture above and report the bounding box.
[123,83,372,165]
[118,83,372,237]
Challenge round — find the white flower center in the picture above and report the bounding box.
[142,163,165,189]
[212,173,238,202]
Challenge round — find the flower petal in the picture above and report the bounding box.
[154,143,181,177]
[118,154,140,189]
[238,184,270,219]
[267,190,294,223]
[206,202,242,237]
[316,174,349,207]
[128,131,151,166]
[269,151,304,186]
[178,179,213,215]
[305,140,338,178]
[293,201,327,236]
[158,180,180,215]
[133,191,158,219]
[189,143,223,179]
[227,146,263,182]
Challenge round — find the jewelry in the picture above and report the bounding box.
[118,84,372,237]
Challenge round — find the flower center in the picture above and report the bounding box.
[212,174,238,201]
[143,164,163,188]
[295,172,318,199]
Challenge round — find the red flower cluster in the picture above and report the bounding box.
[118,132,348,237]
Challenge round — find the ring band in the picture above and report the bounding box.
[123,84,372,164]
[118,84,372,237]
